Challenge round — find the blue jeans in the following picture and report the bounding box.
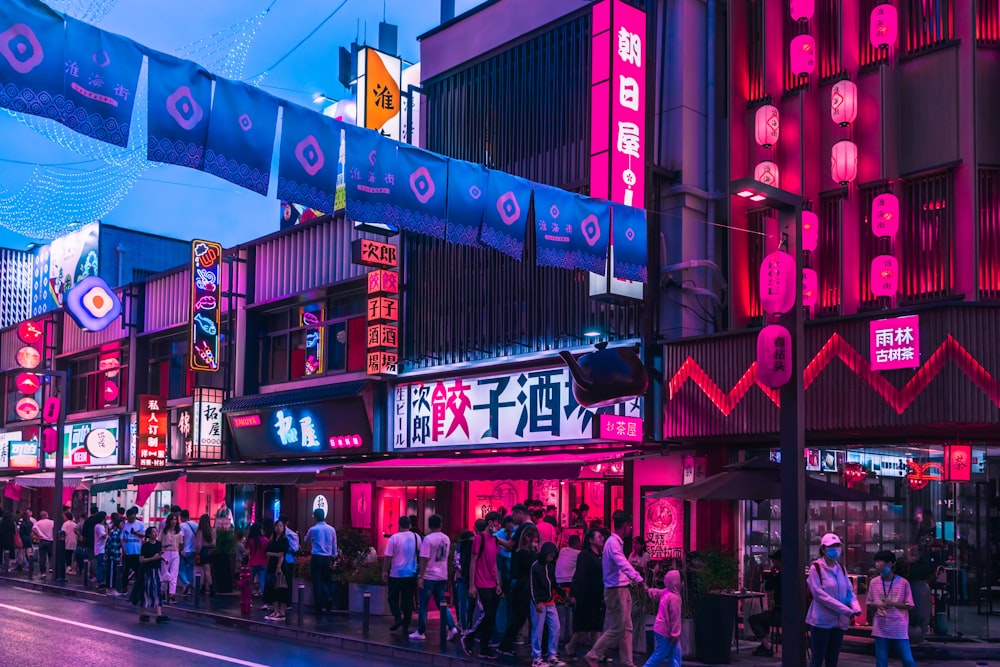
[874,637,916,667]
[643,633,682,667]
[531,604,560,659]
[179,552,195,587]
[809,626,845,667]
[455,580,471,629]
[418,579,456,635]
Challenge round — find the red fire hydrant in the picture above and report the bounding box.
[238,564,252,617]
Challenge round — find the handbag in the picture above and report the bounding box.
[14,532,23,549]
[275,566,288,590]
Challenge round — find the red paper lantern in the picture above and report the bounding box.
[790,0,814,21]
[760,250,797,315]
[830,79,858,127]
[790,34,816,77]
[42,427,58,455]
[802,268,818,308]
[870,3,898,50]
[754,161,779,188]
[801,210,819,252]
[844,462,866,484]
[872,193,899,237]
[871,255,899,296]
[757,324,793,389]
[831,140,858,185]
[755,104,780,148]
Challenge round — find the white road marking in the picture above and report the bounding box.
[0,603,271,667]
[12,587,42,594]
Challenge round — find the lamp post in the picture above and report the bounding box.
[730,178,806,667]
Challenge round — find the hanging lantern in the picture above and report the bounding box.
[844,462,866,484]
[830,79,858,127]
[872,193,899,237]
[42,427,58,455]
[754,161,779,188]
[802,268,818,308]
[870,255,899,296]
[755,105,780,148]
[790,0,814,21]
[870,2,898,50]
[790,34,816,77]
[760,250,797,315]
[757,324,793,389]
[801,210,819,252]
[831,140,858,185]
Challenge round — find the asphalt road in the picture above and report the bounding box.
[0,586,409,667]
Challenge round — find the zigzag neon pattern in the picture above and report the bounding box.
[668,334,1000,416]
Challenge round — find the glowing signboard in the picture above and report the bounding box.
[351,238,398,269]
[594,414,643,442]
[226,400,372,460]
[190,240,222,372]
[64,276,122,332]
[870,314,919,371]
[138,395,168,468]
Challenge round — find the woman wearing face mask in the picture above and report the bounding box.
[806,533,861,667]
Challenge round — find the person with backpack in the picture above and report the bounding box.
[454,527,478,630]
[530,542,569,667]
[806,533,861,667]
[462,512,503,660]
[383,515,422,635]
[867,551,916,667]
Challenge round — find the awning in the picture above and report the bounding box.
[13,471,94,488]
[184,464,339,485]
[222,381,369,413]
[131,468,186,485]
[89,470,138,493]
[342,454,604,483]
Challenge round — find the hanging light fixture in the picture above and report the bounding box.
[830,79,858,127]
[831,140,858,185]
[871,255,899,296]
[801,210,819,252]
[870,2,898,50]
[754,161,780,188]
[790,0,815,21]
[757,324,793,389]
[802,268,818,308]
[760,250,797,315]
[755,105,780,148]
[790,34,817,77]
[872,193,899,237]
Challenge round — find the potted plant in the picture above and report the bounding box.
[212,529,238,594]
[348,560,390,615]
[687,550,739,664]
[292,552,314,607]
[333,528,374,611]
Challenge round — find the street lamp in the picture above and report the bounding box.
[730,177,806,667]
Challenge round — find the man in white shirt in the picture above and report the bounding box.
[120,507,145,594]
[32,511,54,573]
[304,508,338,614]
[555,533,582,644]
[62,512,78,575]
[585,510,645,667]
[383,515,421,634]
[179,510,198,595]
[411,514,458,641]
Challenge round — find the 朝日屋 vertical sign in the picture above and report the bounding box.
[138,395,168,468]
[869,314,920,371]
[190,240,222,372]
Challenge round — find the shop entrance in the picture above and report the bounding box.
[376,485,437,552]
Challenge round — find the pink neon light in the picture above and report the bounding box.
[231,415,262,428]
[329,435,363,449]
[597,414,643,442]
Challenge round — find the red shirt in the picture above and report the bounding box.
[472,532,499,590]
[247,536,270,568]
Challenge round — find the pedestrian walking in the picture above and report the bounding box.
[92,512,108,590]
[868,551,916,667]
[411,514,459,641]
[194,513,216,596]
[304,508,338,614]
[80,504,100,580]
[585,511,646,667]
[384,515,421,634]
[806,533,861,667]
[105,515,124,595]
[0,509,16,573]
[263,518,292,621]
[62,512,78,575]
[33,511,54,573]
[179,510,197,595]
[497,524,540,656]
[131,527,168,624]
[246,524,269,599]
[555,533,581,644]
[491,514,516,646]
[160,513,182,603]
[120,507,145,594]
[462,511,502,660]
[566,528,607,658]
[642,569,683,667]
[454,527,478,630]
[530,542,569,667]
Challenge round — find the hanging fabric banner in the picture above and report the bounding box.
[276,103,343,214]
[60,17,143,148]
[203,77,279,195]
[147,51,212,170]
[611,203,648,282]
[343,124,400,227]
[573,194,612,275]
[445,159,488,246]
[533,183,578,270]
[394,144,447,238]
[479,170,532,260]
[0,0,65,120]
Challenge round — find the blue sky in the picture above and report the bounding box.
[0,0,484,250]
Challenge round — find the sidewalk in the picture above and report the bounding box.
[0,568,993,666]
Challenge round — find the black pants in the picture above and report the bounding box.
[750,609,781,640]
[311,555,334,611]
[121,554,141,593]
[38,541,53,572]
[467,588,500,654]
[388,575,418,629]
[498,584,531,652]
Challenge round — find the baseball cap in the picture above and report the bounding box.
[820,533,842,547]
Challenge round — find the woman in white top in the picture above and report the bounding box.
[160,513,184,603]
[805,533,861,667]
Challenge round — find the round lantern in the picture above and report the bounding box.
[15,372,40,395]
[831,140,858,184]
[755,104,780,148]
[17,320,42,344]
[754,160,779,188]
[760,250,797,315]
[802,268,819,308]
[871,255,899,296]
[757,324,793,389]
[15,397,39,421]
[801,210,819,252]
[830,79,858,127]
[790,34,816,77]
[790,0,814,21]
[42,427,58,455]
[872,193,899,237]
[870,2,898,50]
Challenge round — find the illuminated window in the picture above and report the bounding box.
[295,303,325,378]
[67,349,128,413]
[901,170,953,302]
[905,0,953,54]
[816,195,843,317]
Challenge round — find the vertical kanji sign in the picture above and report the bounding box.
[353,240,400,376]
[190,239,222,372]
[138,395,168,468]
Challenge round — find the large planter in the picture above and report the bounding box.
[331,580,349,610]
[349,583,391,615]
[694,594,737,664]
[681,618,697,658]
[212,552,237,594]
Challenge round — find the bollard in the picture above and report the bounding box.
[297,583,305,627]
[27,552,34,580]
[440,603,448,653]
[54,530,66,583]
[362,591,371,638]
[82,560,90,589]
[194,573,202,606]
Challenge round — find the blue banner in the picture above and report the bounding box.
[479,170,532,260]
[573,195,611,275]
[60,17,142,147]
[203,77,279,195]
[445,159,488,246]
[147,51,212,169]
[276,103,343,215]
[0,0,65,120]
[343,124,399,227]
[612,203,648,282]
[533,183,578,270]
[393,145,447,238]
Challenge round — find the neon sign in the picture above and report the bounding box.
[190,239,222,372]
[231,414,262,428]
[138,395,168,468]
[870,315,919,371]
[594,414,643,442]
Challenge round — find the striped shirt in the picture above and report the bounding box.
[868,575,914,640]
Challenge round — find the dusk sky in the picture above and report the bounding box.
[0,0,484,250]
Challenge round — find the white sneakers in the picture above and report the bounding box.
[408,631,426,640]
